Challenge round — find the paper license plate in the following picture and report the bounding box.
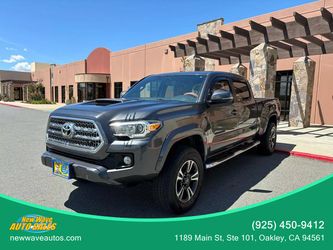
[52,159,71,179]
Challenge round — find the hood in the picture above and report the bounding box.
[51,99,200,122]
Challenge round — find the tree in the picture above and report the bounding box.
[28,82,45,101]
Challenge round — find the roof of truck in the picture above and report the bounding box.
[151,71,245,80]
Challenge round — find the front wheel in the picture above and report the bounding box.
[153,146,204,214]
[258,122,277,155]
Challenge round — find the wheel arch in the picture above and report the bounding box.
[155,127,206,172]
[261,113,278,134]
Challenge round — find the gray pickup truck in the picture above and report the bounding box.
[41,72,280,213]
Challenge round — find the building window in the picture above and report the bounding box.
[114,82,123,98]
[61,86,65,103]
[51,87,54,102]
[77,83,106,102]
[86,83,95,100]
[130,81,137,87]
[275,71,293,121]
[55,86,59,103]
[78,83,86,102]
[96,83,106,99]
[69,85,73,99]
[41,86,45,99]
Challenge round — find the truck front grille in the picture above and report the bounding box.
[47,117,104,152]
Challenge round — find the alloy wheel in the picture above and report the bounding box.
[269,124,277,150]
[175,160,199,203]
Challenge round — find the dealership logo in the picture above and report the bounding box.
[61,122,75,138]
[9,214,57,233]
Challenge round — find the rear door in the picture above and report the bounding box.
[205,77,240,155]
[231,80,258,140]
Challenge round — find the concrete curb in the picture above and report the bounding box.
[0,101,62,112]
[276,148,333,163]
[0,102,21,108]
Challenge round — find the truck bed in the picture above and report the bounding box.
[255,97,281,135]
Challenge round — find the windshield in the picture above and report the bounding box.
[123,74,207,103]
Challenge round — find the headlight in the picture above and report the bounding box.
[110,121,161,138]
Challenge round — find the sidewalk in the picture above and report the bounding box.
[276,122,333,160]
[0,101,65,112]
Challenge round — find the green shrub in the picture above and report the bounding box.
[28,99,55,104]
[2,96,15,102]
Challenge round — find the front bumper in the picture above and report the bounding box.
[41,151,156,185]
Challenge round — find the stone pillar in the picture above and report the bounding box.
[182,19,223,71]
[197,18,224,71]
[22,85,31,102]
[289,57,316,128]
[22,86,26,102]
[4,83,10,98]
[182,55,194,72]
[182,55,206,72]
[27,85,30,102]
[4,83,8,96]
[230,63,248,78]
[8,84,14,99]
[249,43,277,98]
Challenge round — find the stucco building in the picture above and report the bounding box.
[1,0,333,126]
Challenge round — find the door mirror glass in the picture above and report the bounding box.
[210,89,233,103]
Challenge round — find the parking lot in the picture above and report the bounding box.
[1,104,333,218]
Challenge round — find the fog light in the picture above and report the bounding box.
[123,156,132,166]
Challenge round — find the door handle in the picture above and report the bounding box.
[231,109,237,115]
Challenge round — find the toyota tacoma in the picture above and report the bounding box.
[41,72,280,213]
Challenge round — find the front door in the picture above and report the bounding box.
[205,78,240,155]
[77,83,107,102]
[275,71,293,121]
[14,87,23,100]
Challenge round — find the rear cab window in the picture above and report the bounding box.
[232,81,252,102]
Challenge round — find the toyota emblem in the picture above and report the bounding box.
[61,122,75,139]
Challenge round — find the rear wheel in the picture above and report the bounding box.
[258,122,277,155]
[153,146,204,214]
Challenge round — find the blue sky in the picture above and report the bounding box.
[0,0,313,71]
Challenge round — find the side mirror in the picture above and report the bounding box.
[120,91,126,98]
[209,89,233,104]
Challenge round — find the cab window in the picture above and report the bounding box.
[232,81,251,101]
[212,80,231,92]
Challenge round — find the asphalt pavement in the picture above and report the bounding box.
[1,104,333,218]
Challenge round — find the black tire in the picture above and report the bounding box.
[258,122,277,155]
[74,178,89,184]
[153,146,204,214]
